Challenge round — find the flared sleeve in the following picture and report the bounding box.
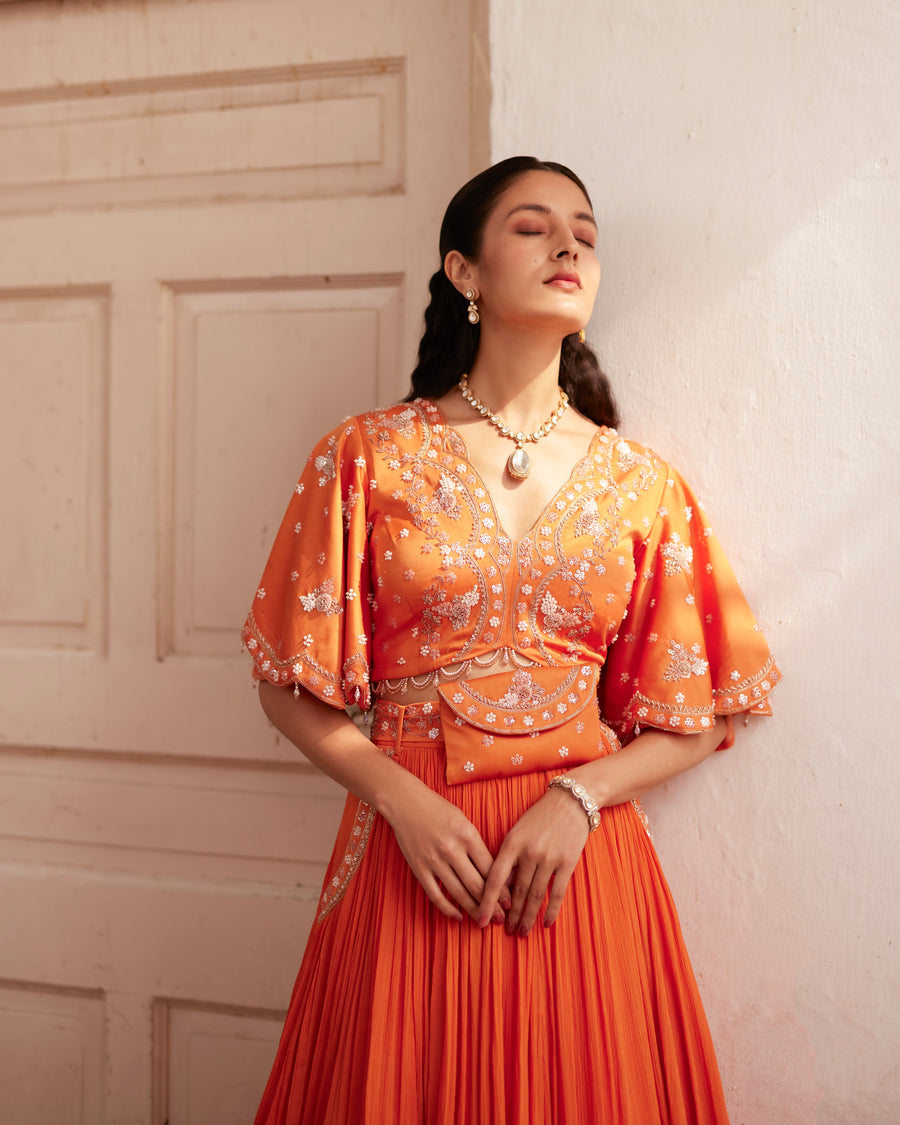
[242,418,372,710]
[600,465,780,743]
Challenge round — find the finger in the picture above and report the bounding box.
[477,852,518,927]
[542,864,576,929]
[516,861,556,936]
[467,834,497,883]
[439,867,482,920]
[415,870,463,921]
[505,863,539,934]
[454,842,494,906]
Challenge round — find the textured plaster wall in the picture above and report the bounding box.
[490,2,899,1122]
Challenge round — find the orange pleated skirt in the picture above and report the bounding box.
[254,702,730,1124]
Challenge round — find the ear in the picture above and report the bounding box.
[443,250,478,297]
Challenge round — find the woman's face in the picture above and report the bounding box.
[466,169,601,335]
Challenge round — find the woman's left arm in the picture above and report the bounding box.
[478,723,726,936]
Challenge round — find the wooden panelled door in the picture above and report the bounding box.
[0,2,487,1121]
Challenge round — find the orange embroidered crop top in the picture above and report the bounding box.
[243,399,780,740]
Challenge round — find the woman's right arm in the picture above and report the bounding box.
[258,681,503,923]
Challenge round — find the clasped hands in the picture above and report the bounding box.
[388,781,593,938]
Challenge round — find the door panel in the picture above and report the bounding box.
[0,1,487,1120]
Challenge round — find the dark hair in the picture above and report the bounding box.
[404,156,619,429]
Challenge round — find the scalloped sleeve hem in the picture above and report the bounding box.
[618,654,781,741]
[243,617,371,711]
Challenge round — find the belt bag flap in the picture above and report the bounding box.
[436,665,617,785]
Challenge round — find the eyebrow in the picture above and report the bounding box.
[505,202,597,228]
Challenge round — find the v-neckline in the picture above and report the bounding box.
[421,399,604,547]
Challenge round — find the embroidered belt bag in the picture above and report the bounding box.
[436,664,619,785]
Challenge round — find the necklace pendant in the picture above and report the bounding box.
[507,447,531,480]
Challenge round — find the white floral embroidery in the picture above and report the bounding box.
[256,587,266,599]
[540,592,588,632]
[660,532,693,577]
[314,438,337,485]
[663,641,709,681]
[558,746,570,758]
[386,407,418,438]
[494,671,547,709]
[426,586,481,630]
[511,753,524,766]
[464,761,475,773]
[574,497,605,539]
[428,473,462,519]
[299,578,343,616]
[341,487,361,530]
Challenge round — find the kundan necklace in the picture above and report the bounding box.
[458,372,569,480]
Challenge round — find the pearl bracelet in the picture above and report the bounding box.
[548,775,602,832]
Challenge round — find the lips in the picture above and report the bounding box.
[545,271,581,288]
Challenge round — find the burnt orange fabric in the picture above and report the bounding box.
[436,664,614,784]
[254,706,730,1124]
[244,399,781,1124]
[243,399,779,739]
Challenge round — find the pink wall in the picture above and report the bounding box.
[490,2,900,1121]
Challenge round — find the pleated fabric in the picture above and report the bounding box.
[254,709,730,1125]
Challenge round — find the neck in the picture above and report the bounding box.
[464,327,564,432]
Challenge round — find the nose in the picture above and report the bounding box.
[554,234,579,260]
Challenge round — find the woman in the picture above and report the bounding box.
[243,156,780,1123]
